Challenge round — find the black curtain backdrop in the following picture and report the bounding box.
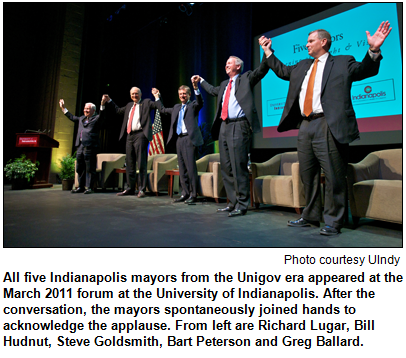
[97,3,253,155]
[3,3,344,170]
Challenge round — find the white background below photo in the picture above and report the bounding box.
[0,248,404,357]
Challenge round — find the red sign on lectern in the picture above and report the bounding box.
[18,136,39,146]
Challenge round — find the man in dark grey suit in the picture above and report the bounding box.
[259,21,391,235]
[103,88,162,198]
[155,79,204,204]
[192,55,272,217]
[59,98,107,194]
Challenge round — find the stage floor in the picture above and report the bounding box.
[3,185,402,248]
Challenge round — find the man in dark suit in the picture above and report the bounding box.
[192,55,272,217]
[259,21,391,235]
[103,87,162,197]
[59,98,107,194]
[155,80,204,204]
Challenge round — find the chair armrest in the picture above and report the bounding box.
[147,155,154,170]
[348,153,380,184]
[291,162,305,208]
[100,155,126,185]
[196,156,209,172]
[251,155,281,179]
[155,155,178,183]
[212,162,225,197]
[74,160,79,188]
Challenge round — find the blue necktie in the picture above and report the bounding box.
[177,105,185,135]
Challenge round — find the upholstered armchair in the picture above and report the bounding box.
[75,153,126,190]
[251,151,306,213]
[347,149,402,225]
[196,153,226,202]
[146,154,178,195]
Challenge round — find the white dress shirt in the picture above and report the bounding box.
[299,52,329,115]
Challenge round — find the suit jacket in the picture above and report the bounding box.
[269,51,382,144]
[157,94,204,147]
[200,56,273,140]
[64,110,105,147]
[107,98,162,141]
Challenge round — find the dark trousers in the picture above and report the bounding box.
[219,118,252,211]
[76,143,97,189]
[126,130,149,192]
[176,135,198,197]
[298,116,349,229]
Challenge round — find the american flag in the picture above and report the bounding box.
[148,109,165,155]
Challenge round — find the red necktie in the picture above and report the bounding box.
[303,59,319,117]
[221,80,233,120]
[127,104,137,134]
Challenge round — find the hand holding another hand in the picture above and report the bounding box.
[101,94,110,105]
[151,88,160,98]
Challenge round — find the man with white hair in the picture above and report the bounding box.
[192,54,272,217]
[102,87,162,197]
[59,98,108,194]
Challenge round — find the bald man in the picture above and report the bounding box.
[103,87,162,197]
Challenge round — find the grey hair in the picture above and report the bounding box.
[309,29,332,51]
[85,103,96,111]
[229,56,244,73]
[130,87,142,96]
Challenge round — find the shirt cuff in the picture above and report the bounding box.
[368,48,381,61]
[155,97,160,101]
[63,108,68,114]
[100,105,105,110]
[194,89,200,95]
[200,78,205,83]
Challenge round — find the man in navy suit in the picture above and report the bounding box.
[103,87,162,197]
[59,97,107,194]
[155,79,203,204]
[259,21,391,235]
[192,55,272,217]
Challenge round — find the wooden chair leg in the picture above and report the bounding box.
[215,198,219,203]
[295,207,303,215]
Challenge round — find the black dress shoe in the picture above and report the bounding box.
[320,225,340,236]
[287,217,319,227]
[185,196,197,204]
[117,189,135,196]
[71,187,85,193]
[83,189,93,194]
[217,206,234,213]
[173,195,187,203]
[228,209,247,217]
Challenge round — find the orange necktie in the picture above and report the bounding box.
[303,59,319,117]
[127,104,136,134]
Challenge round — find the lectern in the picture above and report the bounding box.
[15,133,59,188]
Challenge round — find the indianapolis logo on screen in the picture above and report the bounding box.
[352,85,386,100]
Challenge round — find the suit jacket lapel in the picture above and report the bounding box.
[138,100,146,127]
[183,101,191,116]
[321,54,334,95]
[234,74,241,95]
